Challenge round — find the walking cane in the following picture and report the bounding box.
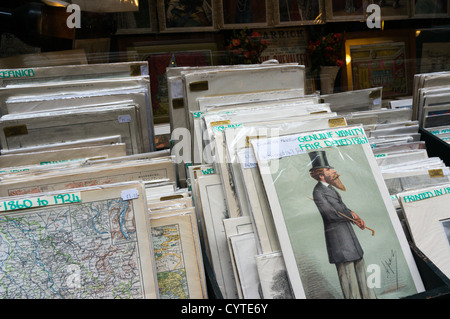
[336,210,375,236]
[307,196,375,236]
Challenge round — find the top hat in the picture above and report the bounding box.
[308,150,333,171]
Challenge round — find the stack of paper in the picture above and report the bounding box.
[0,61,155,153]
[413,71,450,143]
[0,62,209,299]
[173,65,436,299]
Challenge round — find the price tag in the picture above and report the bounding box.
[121,188,139,201]
[118,115,131,123]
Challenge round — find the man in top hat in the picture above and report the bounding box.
[308,150,376,299]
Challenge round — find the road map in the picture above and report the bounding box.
[152,224,189,299]
[0,197,151,299]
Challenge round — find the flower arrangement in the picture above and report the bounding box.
[307,33,345,71]
[225,28,269,65]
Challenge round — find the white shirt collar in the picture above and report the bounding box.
[320,181,330,187]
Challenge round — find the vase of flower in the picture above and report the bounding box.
[226,28,270,65]
[307,33,345,94]
[320,65,340,94]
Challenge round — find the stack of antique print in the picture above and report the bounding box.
[0,58,448,299]
[170,61,450,299]
[0,61,206,299]
[413,70,450,143]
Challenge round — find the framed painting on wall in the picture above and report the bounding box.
[376,0,411,20]
[344,32,416,98]
[115,0,158,34]
[413,0,449,18]
[218,0,271,28]
[273,0,324,25]
[157,0,217,32]
[325,0,366,21]
[416,28,450,73]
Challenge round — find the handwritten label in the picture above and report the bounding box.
[0,69,35,78]
[374,153,387,158]
[118,115,131,123]
[428,128,450,135]
[238,148,257,169]
[121,188,139,201]
[170,79,184,99]
[193,111,203,119]
[201,167,216,175]
[0,192,81,212]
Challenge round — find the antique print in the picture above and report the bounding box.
[274,0,323,24]
[149,210,206,299]
[308,150,380,298]
[221,0,269,28]
[419,42,450,73]
[252,128,424,298]
[348,42,408,98]
[0,182,158,299]
[414,0,449,17]
[158,0,215,31]
[376,0,410,19]
[115,0,156,34]
[326,0,365,21]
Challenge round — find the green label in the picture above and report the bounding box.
[0,69,35,78]
[401,186,450,203]
[0,192,82,212]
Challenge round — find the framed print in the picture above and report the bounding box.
[325,0,366,21]
[376,0,411,20]
[115,0,157,34]
[344,31,416,98]
[416,29,450,73]
[251,126,425,298]
[413,0,449,17]
[219,0,270,28]
[349,42,407,97]
[157,0,217,32]
[273,0,324,25]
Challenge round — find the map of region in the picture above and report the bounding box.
[0,198,147,299]
[152,224,189,299]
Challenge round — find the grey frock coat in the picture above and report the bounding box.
[312,182,364,264]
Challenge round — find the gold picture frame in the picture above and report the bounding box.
[273,0,325,25]
[157,0,218,32]
[344,31,416,98]
[218,0,272,29]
